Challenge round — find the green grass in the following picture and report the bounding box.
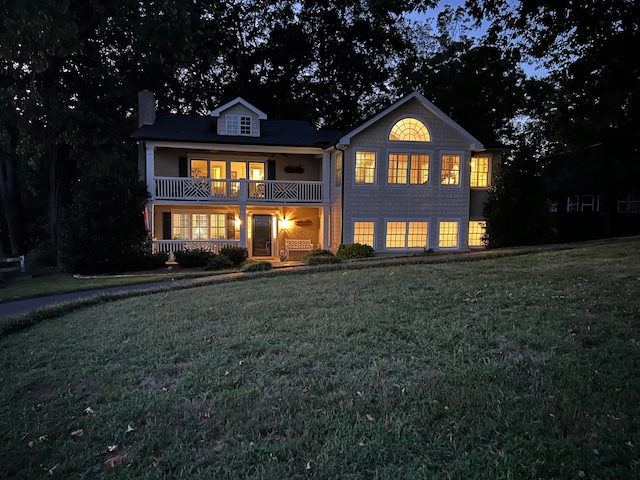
[1,239,639,479]
[0,271,221,303]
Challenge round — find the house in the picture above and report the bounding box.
[132,90,503,259]
[543,139,640,243]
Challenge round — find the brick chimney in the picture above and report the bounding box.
[138,90,156,127]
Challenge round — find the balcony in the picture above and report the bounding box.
[153,177,323,203]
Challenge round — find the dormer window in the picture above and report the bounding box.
[227,115,252,136]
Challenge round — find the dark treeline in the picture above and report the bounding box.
[0,0,637,266]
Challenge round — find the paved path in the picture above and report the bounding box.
[0,273,247,318]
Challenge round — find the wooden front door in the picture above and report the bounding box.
[252,215,272,256]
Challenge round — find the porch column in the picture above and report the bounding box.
[322,150,331,203]
[239,204,247,248]
[145,144,154,199]
[321,206,330,250]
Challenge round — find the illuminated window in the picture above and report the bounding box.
[468,221,486,247]
[439,221,459,248]
[386,221,428,248]
[388,154,408,184]
[335,152,342,187]
[192,214,208,240]
[388,153,429,185]
[210,214,226,239]
[389,118,431,142]
[410,154,429,184]
[470,156,489,187]
[355,151,376,184]
[354,221,375,246]
[441,154,461,186]
[172,213,189,240]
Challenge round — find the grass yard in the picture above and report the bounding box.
[1,240,639,479]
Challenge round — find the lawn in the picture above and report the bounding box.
[1,239,639,479]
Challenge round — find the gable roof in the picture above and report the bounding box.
[210,97,267,120]
[131,113,342,148]
[338,91,484,150]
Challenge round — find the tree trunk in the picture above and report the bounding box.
[0,151,24,256]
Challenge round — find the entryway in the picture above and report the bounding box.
[252,215,272,256]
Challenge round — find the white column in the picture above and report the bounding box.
[321,206,329,250]
[239,204,247,248]
[145,144,154,199]
[322,150,331,203]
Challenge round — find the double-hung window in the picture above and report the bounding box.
[226,115,252,135]
[385,221,428,249]
[172,213,232,240]
[470,156,490,187]
[353,221,375,247]
[355,151,376,185]
[388,153,430,185]
[441,154,461,186]
[468,221,486,247]
[439,221,459,248]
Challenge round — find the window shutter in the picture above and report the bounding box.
[178,156,188,177]
[268,160,276,180]
[226,213,235,240]
[162,212,172,240]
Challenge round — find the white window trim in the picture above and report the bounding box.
[470,155,492,189]
[385,149,433,188]
[353,149,380,187]
[437,218,461,249]
[383,218,429,250]
[170,210,231,240]
[352,218,377,249]
[439,151,465,189]
[226,114,252,136]
[387,115,433,143]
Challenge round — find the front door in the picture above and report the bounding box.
[252,215,272,256]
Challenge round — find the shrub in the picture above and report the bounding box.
[306,255,342,266]
[173,249,215,268]
[127,251,169,271]
[219,246,249,266]
[241,260,272,272]
[205,254,234,271]
[336,243,374,260]
[305,249,335,258]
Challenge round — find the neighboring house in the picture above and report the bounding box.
[132,90,503,259]
[544,141,640,243]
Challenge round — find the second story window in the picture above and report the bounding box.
[441,154,461,186]
[470,156,490,187]
[226,115,252,135]
[388,153,430,185]
[355,151,376,185]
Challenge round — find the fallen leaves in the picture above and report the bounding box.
[83,406,95,415]
[126,424,135,433]
[104,453,128,468]
[70,429,84,437]
[365,414,374,422]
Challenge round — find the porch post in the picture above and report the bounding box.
[321,206,330,250]
[239,204,247,248]
[145,144,154,199]
[322,150,331,203]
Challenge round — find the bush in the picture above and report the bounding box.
[205,254,234,271]
[241,260,272,272]
[336,243,374,260]
[219,246,248,266]
[305,249,335,258]
[127,251,169,271]
[173,249,215,268]
[306,255,342,266]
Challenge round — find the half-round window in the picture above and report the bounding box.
[389,117,431,142]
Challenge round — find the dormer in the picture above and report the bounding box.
[210,97,267,137]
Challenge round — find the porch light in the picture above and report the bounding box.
[234,217,241,229]
[279,217,291,230]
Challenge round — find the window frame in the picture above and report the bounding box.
[354,150,378,186]
[468,220,486,248]
[388,117,432,143]
[226,114,252,136]
[352,219,377,248]
[386,149,432,187]
[440,151,463,188]
[438,219,460,249]
[171,211,235,241]
[384,219,429,250]
[470,155,490,188]
[335,151,343,187]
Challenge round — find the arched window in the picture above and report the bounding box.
[389,117,431,142]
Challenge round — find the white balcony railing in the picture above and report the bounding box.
[153,239,240,254]
[154,177,323,203]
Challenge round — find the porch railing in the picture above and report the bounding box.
[153,239,240,255]
[154,177,323,203]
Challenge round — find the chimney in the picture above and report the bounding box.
[138,90,156,127]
